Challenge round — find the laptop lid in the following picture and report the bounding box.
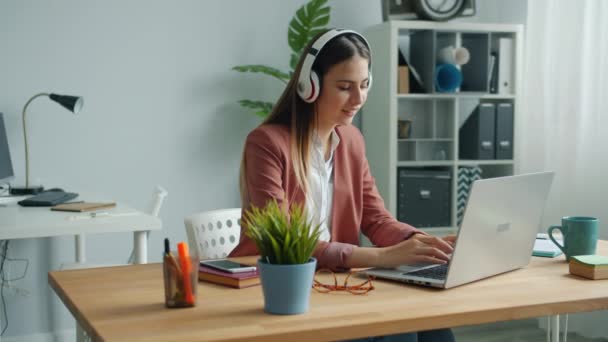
[443,171,554,288]
[363,172,554,289]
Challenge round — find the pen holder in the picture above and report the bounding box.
[163,252,198,308]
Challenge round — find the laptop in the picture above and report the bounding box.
[362,171,555,289]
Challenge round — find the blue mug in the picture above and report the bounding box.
[548,216,599,261]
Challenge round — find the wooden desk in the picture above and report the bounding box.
[49,242,608,342]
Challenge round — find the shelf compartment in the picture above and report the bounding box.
[398,140,453,162]
[398,98,455,140]
[398,99,434,139]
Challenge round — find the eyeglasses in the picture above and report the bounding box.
[312,268,375,295]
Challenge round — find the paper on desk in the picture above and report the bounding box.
[533,238,563,257]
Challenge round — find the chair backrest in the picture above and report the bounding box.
[184,208,242,260]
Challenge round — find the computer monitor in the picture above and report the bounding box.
[0,112,15,184]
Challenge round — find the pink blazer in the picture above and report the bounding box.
[229,124,421,270]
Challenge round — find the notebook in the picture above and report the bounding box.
[51,202,116,212]
[533,237,563,257]
[362,172,555,289]
[198,264,260,289]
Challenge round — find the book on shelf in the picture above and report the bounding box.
[198,264,260,289]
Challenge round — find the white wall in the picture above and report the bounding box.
[0,0,526,339]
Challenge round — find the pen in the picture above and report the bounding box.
[177,242,195,305]
[164,238,181,272]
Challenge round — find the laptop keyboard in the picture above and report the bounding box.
[405,264,449,280]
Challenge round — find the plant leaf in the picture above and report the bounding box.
[287,0,330,56]
[237,100,273,114]
[232,65,290,84]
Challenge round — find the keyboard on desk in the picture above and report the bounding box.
[405,264,449,280]
[18,190,79,207]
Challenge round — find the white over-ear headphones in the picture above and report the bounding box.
[297,28,373,103]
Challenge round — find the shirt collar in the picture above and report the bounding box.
[312,129,341,158]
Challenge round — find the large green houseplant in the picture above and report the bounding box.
[233,0,331,118]
[244,200,322,314]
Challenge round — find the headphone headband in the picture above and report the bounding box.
[297,28,372,103]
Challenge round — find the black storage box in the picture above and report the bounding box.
[397,168,451,227]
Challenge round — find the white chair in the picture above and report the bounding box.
[184,208,242,260]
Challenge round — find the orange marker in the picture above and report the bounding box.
[177,242,194,305]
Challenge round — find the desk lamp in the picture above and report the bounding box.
[10,93,83,195]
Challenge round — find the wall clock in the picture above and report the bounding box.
[413,0,468,21]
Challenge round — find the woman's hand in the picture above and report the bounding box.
[376,233,455,268]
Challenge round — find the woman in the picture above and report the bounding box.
[230,29,455,341]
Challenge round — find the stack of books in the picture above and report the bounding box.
[198,264,260,289]
[569,255,608,280]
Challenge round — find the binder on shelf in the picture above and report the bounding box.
[459,103,496,160]
[488,51,498,93]
[495,102,514,159]
[497,37,514,94]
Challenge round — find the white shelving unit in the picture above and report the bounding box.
[362,21,524,234]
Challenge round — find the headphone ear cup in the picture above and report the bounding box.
[368,72,373,91]
[299,71,320,103]
[307,71,320,103]
[297,77,311,102]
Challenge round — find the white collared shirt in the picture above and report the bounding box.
[306,130,340,243]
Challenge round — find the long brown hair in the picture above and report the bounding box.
[239,29,371,204]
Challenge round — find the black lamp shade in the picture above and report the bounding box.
[49,93,83,114]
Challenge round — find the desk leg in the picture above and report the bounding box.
[76,323,87,342]
[74,234,88,342]
[549,314,560,342]
[133,231,147,264]
[75,234,86,263]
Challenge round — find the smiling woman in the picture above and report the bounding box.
[228,27,455,341]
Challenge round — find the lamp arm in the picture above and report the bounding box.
[22,93,49,188]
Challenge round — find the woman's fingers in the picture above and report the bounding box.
[442,235,457,245]
[414,255,447,264]
[416,234,454,254]
[416,246,451,262]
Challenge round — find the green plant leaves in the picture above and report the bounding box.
[232,65,290,84]
[244,199,322,265]
[237,100,274,118]
[232,0,331,118]
[288,0,330,70]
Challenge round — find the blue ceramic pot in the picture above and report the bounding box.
[257,257,317,315]
[435,63,463,92]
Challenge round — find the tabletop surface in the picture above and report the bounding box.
[49,241,608,342]
[0,195,161,239]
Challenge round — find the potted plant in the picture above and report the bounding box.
[233,0,331,118]
[244,200,322,315]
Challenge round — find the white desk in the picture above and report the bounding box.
[0,198,161,264]
[0,197,162,340]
